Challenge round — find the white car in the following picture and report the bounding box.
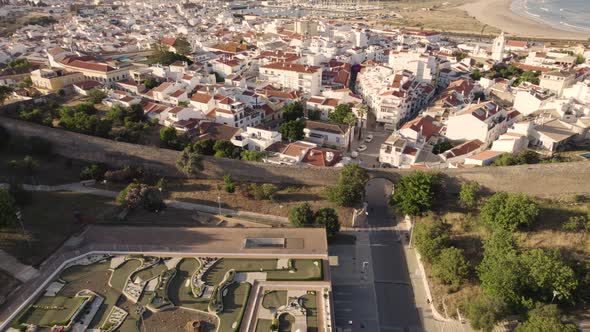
[365,134,374,143]
[357,144,368,152]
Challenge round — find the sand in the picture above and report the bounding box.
[461,0,590,40]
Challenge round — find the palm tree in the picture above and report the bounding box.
[344,112,356,153]
[356,104,368,140]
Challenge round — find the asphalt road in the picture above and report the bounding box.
[330,178,422,332]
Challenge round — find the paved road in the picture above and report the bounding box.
[330,178,422,332]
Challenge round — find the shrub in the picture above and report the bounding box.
[432,247,469,291]
[515,304,577,332]
[289,203,315,227]
[223,175,235,193]
[22,155,38,174]
[118,182,165,212]
[562,215,590,232]
[314,208,340,238]
[80,163,107,180]
[156,178,167,192]
[461,295,506,332]
[0,189,18,227]
[459,181,480,209]
[247,183,278,200]
[240,150,266,161]
[480,192,539,231]
[176,146,202,177]
[327,164,368,207]
[104,166,143,183]
[88,89,107,104]
[413,218,450,263]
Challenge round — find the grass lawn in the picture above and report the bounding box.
[110,259,142,292]
[218,282,251,332]
[0,191,116,266]
[262,290,287,309]
[255,319,273,332]
[17,296,85,327]
[267,260,323,281]
[133,262,168,284]
[169,258,209,312]
[301,293,318,332]
[204,259,323,287]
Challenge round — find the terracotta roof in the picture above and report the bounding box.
[169,89,186,98]
[191,92,213,103]
[305,120,348,134]
[66,60,115,72]
[261,62,321,74]
[442,139,484,158]
[400,115,441,140]
[302,147,342,167]
[197,122,241,141]
[160,37,177,46]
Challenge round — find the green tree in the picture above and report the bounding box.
[159,126,177,146]
[477,229,523,308]
[575,54,586,65]
[459,181,480,209]
[18,76,33,88]
[314,208,340,238]
[289,203,315,227]
[7,58,30,69]
[193,139,215,155]
[391,171,439,216]
[0,189,17,227]
[462,295,506,332]
[213,140,238,158]
[80,163,107,180]
[413,218,450,263]
[22,155,38,174]
[176,146,203,177]
[279,120,305,142]
[520,249,578,303]
[173,36,192,55]
[515,304,577,332]
[328,104,353,124]
[241,150,266,162]
[143,78,159,89]
[432,247,469,290]
[471,68,482,80]
[223,175,235,193]
[282,101,304,122]
[480,192,539,231]
[88,89,107,104]
[148,42,193,65]
[326,164,368,207]
[307,109,321,120]
[0,85,14,105]
[432,141,453,154]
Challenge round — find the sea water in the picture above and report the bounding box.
[512,0,590,33]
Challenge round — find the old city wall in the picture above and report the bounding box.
[2,117,590,196]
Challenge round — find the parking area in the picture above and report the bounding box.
[349,128,391,168]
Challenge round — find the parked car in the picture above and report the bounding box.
[357,144,368,152]
[365,134,374,143]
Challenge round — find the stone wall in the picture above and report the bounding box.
[2,116,590,196]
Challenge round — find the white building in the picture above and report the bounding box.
[231,127,282,152]
[259,62,322,96]
[446,101,509,146]
[540,70,576,96]
[491,32,506,62]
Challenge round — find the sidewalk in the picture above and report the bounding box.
[0,250,38,283]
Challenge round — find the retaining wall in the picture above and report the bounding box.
[2,117,590,196]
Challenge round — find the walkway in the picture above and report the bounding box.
[0,250,38,283]
[3,182,290,226]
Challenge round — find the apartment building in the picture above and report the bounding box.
[259,62,322,95]
[30,68,85,92]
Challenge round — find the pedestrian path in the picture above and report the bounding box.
[0,250,38,283]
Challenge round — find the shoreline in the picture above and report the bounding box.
[461,0,590,40]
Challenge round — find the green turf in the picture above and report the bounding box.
[262,290,287,309]
[133,262,168,283]
[255,319,273,332]
[204,259,278,286]
[18,296,86,327]
[110,259,142,292]
[168,258,208,312]
[267,260,323,281]
[301,293,318,332]
[59,261,110,283]
[218,282,251,332]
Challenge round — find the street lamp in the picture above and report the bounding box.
[16,209,31,249]
[217,195,222,216]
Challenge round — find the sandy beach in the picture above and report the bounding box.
[461,0,590,40]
